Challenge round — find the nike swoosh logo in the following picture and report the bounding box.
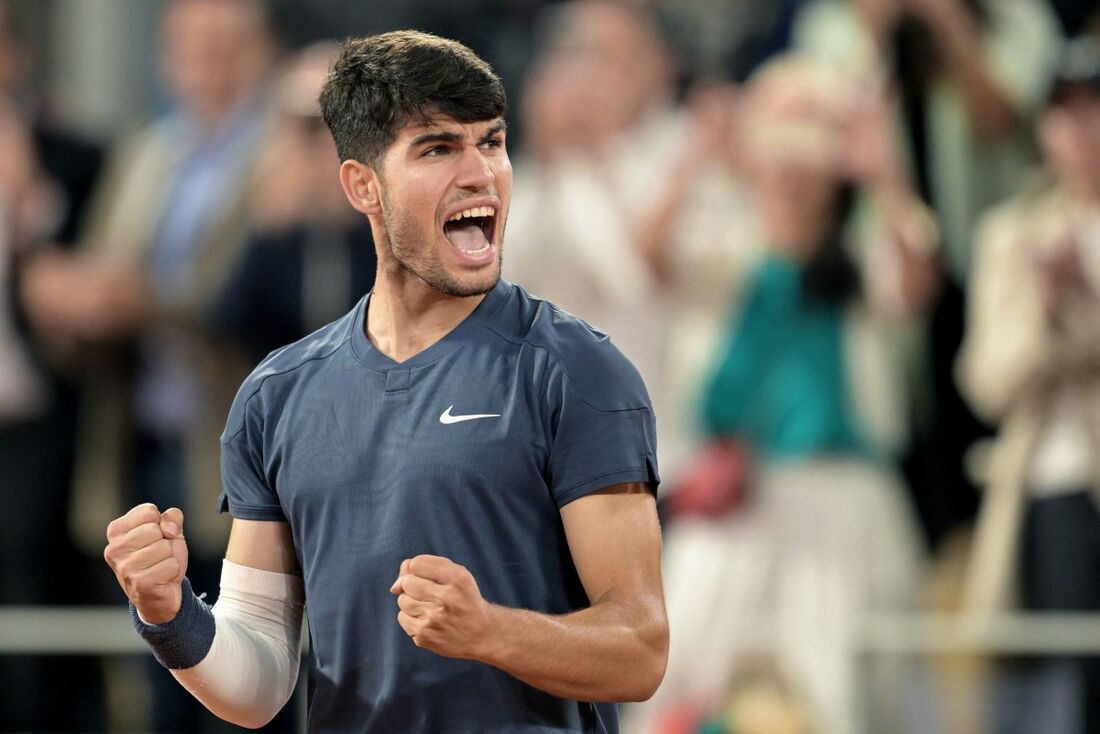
[439,406,501,424]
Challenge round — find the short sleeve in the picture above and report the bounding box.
[216,383,285,521]
[543,350,660,508]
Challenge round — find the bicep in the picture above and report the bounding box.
[225,519,300,575]
[559,483,663,609]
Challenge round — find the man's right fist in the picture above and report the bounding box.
[104,503,189,624]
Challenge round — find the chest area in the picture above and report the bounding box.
[269,350,550,513]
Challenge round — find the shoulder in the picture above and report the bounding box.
[975,176,1060,253]
[488,281,651,412]
[223,299,361,437]
[93,118,185,206]
[117,116,185,161]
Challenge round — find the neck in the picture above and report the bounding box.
[762,212,830,259]
[191,84,263,141]
[365,248,488,364]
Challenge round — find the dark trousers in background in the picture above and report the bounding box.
[1020,490,1100,734]
[995,489,1100,734]
[0,411,106,733]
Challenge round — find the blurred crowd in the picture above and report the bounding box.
[0,0,1098,732]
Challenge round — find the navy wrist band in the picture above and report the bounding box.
[129,577,216,669]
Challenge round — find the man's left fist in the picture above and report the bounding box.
[390,554,495,660]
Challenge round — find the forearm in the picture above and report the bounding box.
[635,194,682,284]
[393,493,667,704]
[134,562,304,729]
[476,594,668,703]
[928,7,1021,141]
[635,159,697,284]
[959,288,1059,420]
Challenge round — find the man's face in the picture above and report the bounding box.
[160,0,272,124]
[374,115,512,297]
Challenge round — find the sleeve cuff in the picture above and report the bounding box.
[216,492,286,521]
[554,465,659,508]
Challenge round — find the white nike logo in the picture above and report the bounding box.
[439,406,501,424]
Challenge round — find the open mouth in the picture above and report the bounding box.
[442,205,496,260]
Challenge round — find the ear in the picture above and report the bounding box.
[339,159,382,216]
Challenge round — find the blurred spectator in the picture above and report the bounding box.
[632,55,934,734]
[20,0,281,730]
[507,0,754,479]
[0,1,105,730]
[655,0,809,82]
[22,0,277,567]
[958,36,1100,734]
[635,80,765,487]
[795,0,1062,279]
[792,0,1064,552]
[0,2,103,246]
[209,42,377,364]
[0,104,48,422]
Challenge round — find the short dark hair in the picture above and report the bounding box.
[1048,36,1100,108]
[319,30,506,167]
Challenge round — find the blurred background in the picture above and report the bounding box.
[1,0,1099,732]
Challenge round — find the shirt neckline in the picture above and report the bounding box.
[349,279,509,371]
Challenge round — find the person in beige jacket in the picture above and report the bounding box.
[24,0,277,560]
[20,1,279,730]
[957,37,1100,734]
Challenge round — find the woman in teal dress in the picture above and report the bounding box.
[636,56,936,734]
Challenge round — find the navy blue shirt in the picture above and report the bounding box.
[217,279,659,733]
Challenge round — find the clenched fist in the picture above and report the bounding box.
[390,555,496,660]
[104,503,189,624]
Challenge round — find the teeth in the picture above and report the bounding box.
[446,205,496,222]
[463,242,491,256]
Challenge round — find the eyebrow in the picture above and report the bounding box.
[479,120,507,144]
[408,120,507,149]
[409,130,463,147]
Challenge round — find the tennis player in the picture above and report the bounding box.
[104,30,667,733]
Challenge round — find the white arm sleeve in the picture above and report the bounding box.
[172,560,305,729]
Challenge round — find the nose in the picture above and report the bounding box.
[455,145,495,192]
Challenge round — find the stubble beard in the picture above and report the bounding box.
[381,202,504,298]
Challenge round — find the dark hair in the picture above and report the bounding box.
[1048,36,1100,107]
[319,30,506,167]
[801,182,861,306]
[894,0,986,91]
